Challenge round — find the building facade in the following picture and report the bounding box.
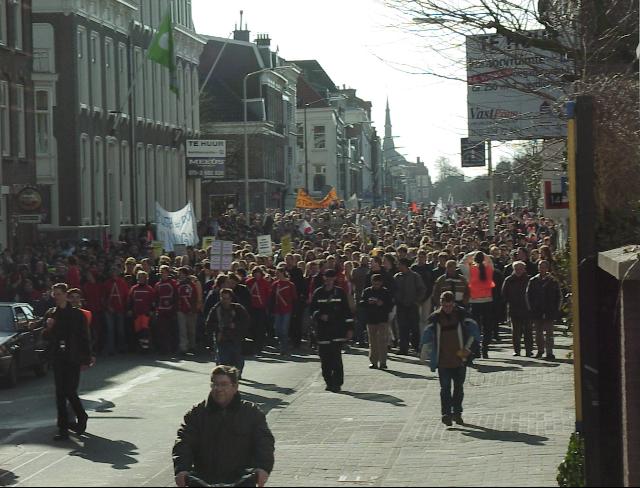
[32,0,204,240]
[0,0,36,250]
[199,26,299,216]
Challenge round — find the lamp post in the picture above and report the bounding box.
[243,67,288,225]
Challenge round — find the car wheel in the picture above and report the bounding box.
[33,360,48,378]
[4,360,18,388]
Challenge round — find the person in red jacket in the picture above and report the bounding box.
[177,267,198,355]
[245,267,272,353]
[270,266,297,356]
[128,270,156,352]
[154,265,179,354]
[82,270,104,352]
[103,267,130,355]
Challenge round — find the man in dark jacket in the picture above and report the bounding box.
[173,365,274,487]
[394,258,427,355]
[309,269,354,392]
[360,274,394,370]
[206,289,250,375]
[502,261,532,357]
[526,260,562,360]
[411,250,435,336]
[44,283,93,441]
[284,254,307,349]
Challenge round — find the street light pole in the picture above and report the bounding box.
[243,67,289,225]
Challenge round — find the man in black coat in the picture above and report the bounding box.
[526,260,562,360]
[174,365,274,487]
[44,283,93,441]
[309,269,354,392]
[284,254,306,349]
[502,262,532,357]
[360,274,394,370]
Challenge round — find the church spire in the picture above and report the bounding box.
[383,97,395,152]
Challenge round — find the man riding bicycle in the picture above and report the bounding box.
[173,366,275,487]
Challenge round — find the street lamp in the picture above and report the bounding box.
[243,67,289,224]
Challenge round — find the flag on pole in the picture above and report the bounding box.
[148,10,178,96]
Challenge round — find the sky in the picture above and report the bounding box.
[192,0,500,179]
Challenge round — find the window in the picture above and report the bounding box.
[184,65,192,130]
[0,1,7,46]
[0,81,8,156]
[16,84,25,158]
[145,57,153,120]
[118,43,128,115]
[159,56,166,122]
[77,28,89,107]
[134,48,144,118]
[80,134,92,224]
[121,141,131,224]
[106,138,118,223]
[146,145,154,219]
[313,126,326,149]
[296,123,304,149]
[192,72,199,130]
[90,32,102,110]
[93,137,104,223]
[164,147,172,209]
[313,174,326,192]
[105,38,116,112]
[177,64,184,126]
[12,0,22,50]
[136,143,146,223]
[34,90,51,156]
[155,146,164,206]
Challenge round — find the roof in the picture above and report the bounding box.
[290,60,338,94]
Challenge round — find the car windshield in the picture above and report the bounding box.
[0,307,16,333]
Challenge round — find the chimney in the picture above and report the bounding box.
[255,33,271,48]
[233,10,250,42]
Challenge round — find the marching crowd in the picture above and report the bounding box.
[3,203,565,429]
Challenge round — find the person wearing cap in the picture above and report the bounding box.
[309,269,354,392]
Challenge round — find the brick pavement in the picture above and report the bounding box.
[267,330,575,487]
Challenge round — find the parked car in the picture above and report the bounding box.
[0,303,48,387]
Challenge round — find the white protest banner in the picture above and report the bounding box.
[155,201,198,252]
[210,240,234,271]
[257,235,273,257]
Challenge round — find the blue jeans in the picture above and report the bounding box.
[217,341,244,373]
[273,313,291,353]
[104,311,125,354]
[438,366,467,416]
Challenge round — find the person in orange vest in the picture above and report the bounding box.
[461,251,496,359]
[245,268,272,353]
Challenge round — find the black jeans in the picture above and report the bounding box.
[54,361,86,430]
[471,302,496,354]
[438,366,467,416]
[318,342,344,388]
[396,304,420,352]
[289,300,305,348]
[250,308,268,352]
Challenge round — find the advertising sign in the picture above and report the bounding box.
[466,30,569,141]
[186,140,225,178]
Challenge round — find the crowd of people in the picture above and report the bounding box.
[0,203,564,370]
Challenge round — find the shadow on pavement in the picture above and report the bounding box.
[241,391,290,415]
[339,391,407,407]
[495,358,561,369]
[0,470,18,487]
[381,369,434,380]
[452,423,548,445]
[239,378,295,395]
[69,433,139,470]
[470,363,522,374]
[386,355,422,366]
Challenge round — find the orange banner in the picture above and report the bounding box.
[296,188,339,209]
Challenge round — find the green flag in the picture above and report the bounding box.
[148,10,178,96]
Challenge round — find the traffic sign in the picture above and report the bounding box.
[461,138,486,168]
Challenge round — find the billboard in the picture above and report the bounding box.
[466,30,570,141]
[186,140,225,178]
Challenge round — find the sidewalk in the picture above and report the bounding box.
[267,330,575,487]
